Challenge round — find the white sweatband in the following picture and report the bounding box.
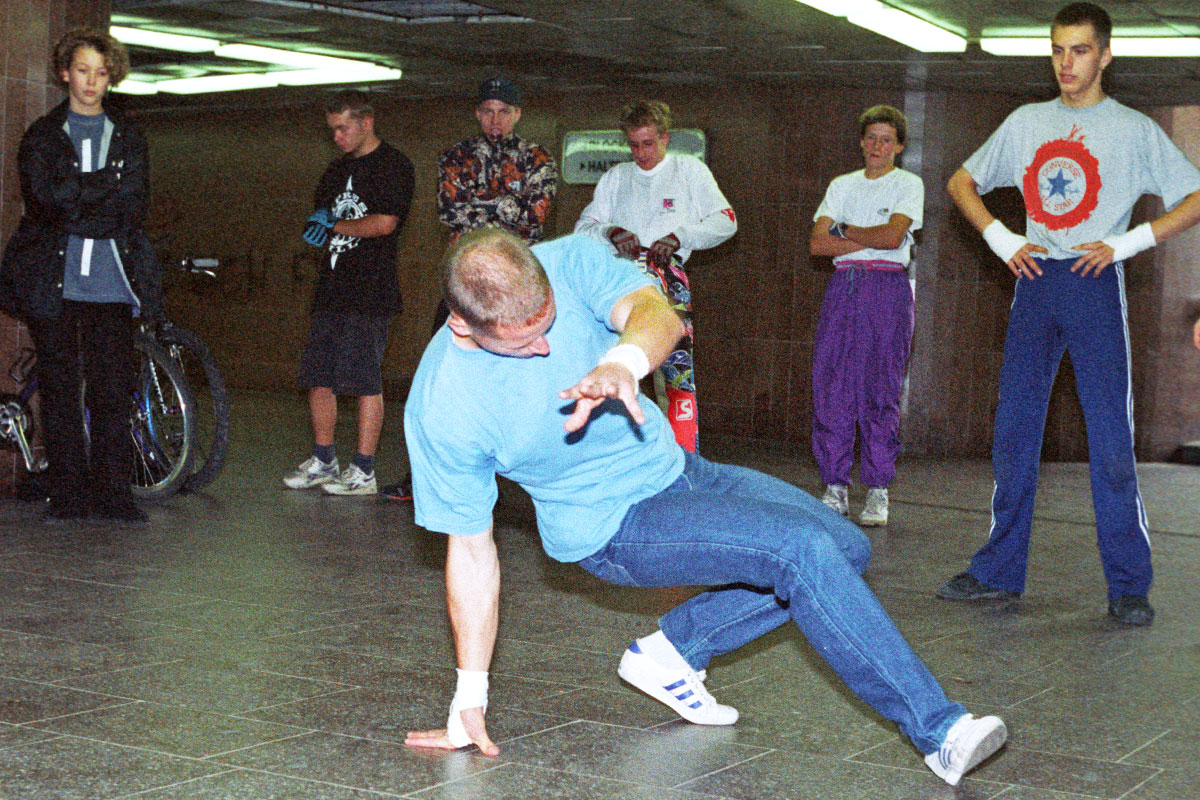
[599,343,650,381]
[446,669,488,748]
[981,219,1028,264]
[1103,222,1156,264]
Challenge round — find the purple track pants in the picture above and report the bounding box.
[812,262,914,488]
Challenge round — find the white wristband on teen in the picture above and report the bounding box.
[599,343,650,381]
[1103,222,1156,264]
[446,669,488,748]
[981,219,1029,264]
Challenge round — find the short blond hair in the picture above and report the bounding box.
[53,28,130,87]
[618,99,671,136]
[858,105,907,144]
[443,227,551,331]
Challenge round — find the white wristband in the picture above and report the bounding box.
[446,669,488,748]
[599,343,650,381]
[981,219,1028,264]
[1103,222,1155,264]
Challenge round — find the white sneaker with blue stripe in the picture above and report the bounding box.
[617,642,738,725]
[925,713,1007,786]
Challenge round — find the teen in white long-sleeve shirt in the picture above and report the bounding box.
[575,100,736,452]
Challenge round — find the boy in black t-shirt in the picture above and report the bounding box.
[284,90,415,496]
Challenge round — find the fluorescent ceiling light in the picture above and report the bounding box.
[275,66,404,86]
[794,0,878,15]
[213,43,368,70]
[980,38,1048,56]
[111,78,159,95]
[110,25,219,53]
[982,36,1200,57]
[848,6,966,52]
[1112,38,1200,56]
[110,24,403,94]
[792,0,965,53]
[156,73,281,94]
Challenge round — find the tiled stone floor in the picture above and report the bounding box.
[0,391,1197,799]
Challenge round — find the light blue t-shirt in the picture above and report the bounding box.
[405,234,685,562]
[963,97,1200,260]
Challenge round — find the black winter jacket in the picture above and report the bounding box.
[0,99,161,321]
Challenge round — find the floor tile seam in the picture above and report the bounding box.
[9,726,276,766]
[486,685,587,708]
[486,719,581,748]
[0,733,68,753]
[1009,656,1066,681]
[16,698,144,731]
[131,763,409,799]
[669,748,778,791]
[844,757,1027,792]
[0,568,189,595]
[47,658,187,687]
[1005,684,1057,710]
[486,668,631,691]
[487,639,633,659]
[705,673,768,692]
[392,759,517,798]
[0,625,156,651]
[939,740,1167,770]
[196,727,325,762]
[238,666,363,690]
[234,685,366,715]
[197,726,331,760]
[3,671,154,699]
[1115,728,1174,766]
[104,767,245,800]
[1113,766,1169,799]
[500,760,737,799]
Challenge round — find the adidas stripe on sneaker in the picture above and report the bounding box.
[617,643,738,725]
[925,713,1007,786]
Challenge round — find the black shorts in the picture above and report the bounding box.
[297,312,390,396]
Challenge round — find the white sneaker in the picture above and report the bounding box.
[821,484,849,516]
[859,487,889,526]
[925,713,1007,786]
[283,456,339,489]
[617,643,738,725]
[322,464,378,496]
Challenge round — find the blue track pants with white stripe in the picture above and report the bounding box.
[967,257,1152,604]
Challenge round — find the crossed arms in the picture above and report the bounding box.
[809,213,913,258]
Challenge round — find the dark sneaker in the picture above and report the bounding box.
[936,572,1020,601]
[381,474,413,502]
[42,497,89,524]
[1108,595,1154,626]
[94,496,148,524]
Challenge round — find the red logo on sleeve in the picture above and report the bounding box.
[721,208,736,223]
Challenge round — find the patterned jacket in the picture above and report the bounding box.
[437,133,558,243]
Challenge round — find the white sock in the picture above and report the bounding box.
[635,630,693,673]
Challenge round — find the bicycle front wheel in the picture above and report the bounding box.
[130,337,195,499]
[156,325,230,492]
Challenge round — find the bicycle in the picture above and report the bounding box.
[1,333,196,499]
[0,258,231,499]
[157,256,231,493]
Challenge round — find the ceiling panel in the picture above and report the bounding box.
[110,0,1200,108]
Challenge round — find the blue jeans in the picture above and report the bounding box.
[579,453,966,753]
